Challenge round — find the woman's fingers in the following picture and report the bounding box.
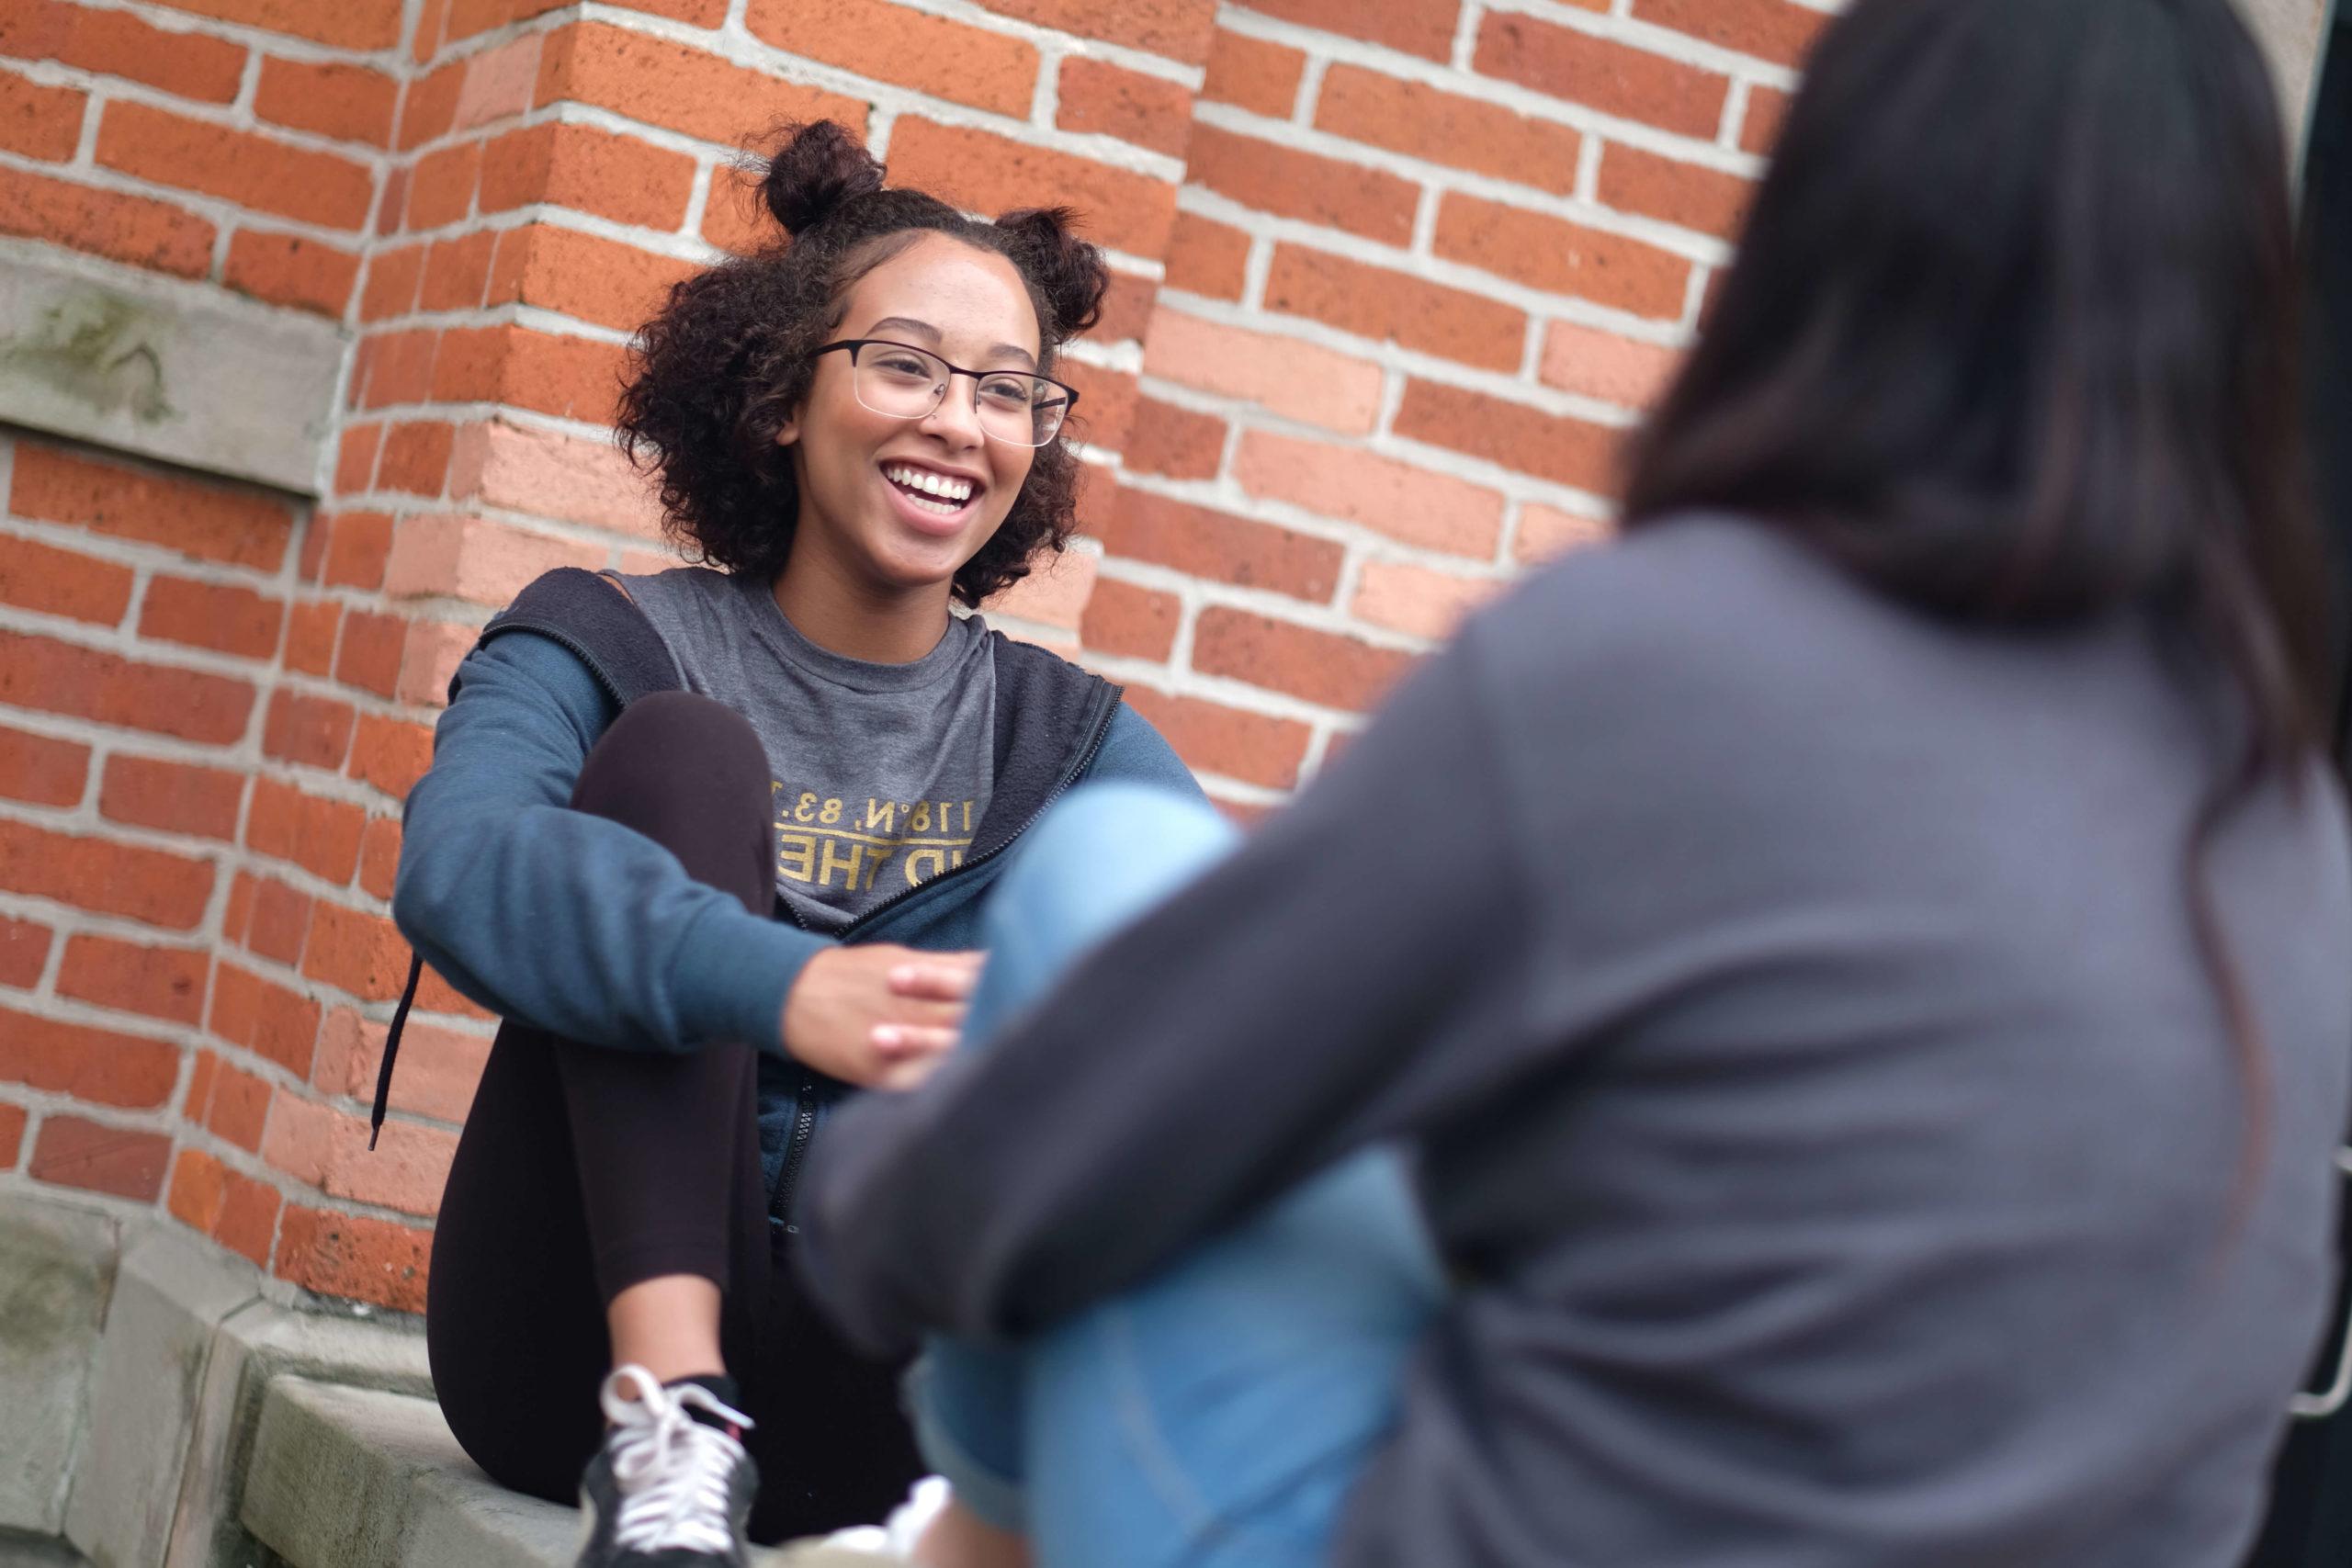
[887,952,984,1000]
[872,1024,959,1056]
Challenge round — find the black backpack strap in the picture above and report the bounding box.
[373,569,684,1151]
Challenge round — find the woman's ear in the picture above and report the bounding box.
[775,410,801,449]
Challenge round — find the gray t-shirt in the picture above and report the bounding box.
[617,567,996,932]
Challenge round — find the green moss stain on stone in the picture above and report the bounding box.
[0,290,175,426]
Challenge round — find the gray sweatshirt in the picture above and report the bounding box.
[795,516,2352,1567]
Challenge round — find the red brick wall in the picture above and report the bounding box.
[0,0,1827,1306]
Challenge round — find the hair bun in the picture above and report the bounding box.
[994,207,1109,339]
[759,119,885,236]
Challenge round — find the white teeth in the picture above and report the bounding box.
[885,465,973,503]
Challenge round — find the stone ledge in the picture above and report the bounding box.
[241,1379,888,1568]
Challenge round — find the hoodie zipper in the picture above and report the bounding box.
[764,684,1120,1234]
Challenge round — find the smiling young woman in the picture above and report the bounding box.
[383,121,1203,1565]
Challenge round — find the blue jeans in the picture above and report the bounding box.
[909,784,1445,1568]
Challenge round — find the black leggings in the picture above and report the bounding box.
[424,692,924,1543]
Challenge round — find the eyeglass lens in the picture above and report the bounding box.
[851,344,1068,446]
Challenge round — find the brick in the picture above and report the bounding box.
[1079,577,1179,661]
[0,1102,23,1168]
[1633,0,1826,68]
[1598,143,1752,240]
[201,1056,269,1151]
[1201,28,1304,117]
[0,917,52,987]
[448,419,662,538]
[0,2,247,105]
[378,422,455,496]
[440,324,631,425]
[975,0,1215,64]
[1120,686,1310,789]
[1193,608,1410,713]
[0,631,255,745]
[987,549,1096,635]
[405,140,481,231]
[334,423,383,494]
[0,164,214,278]
[245,875,312,966]
[336,610,408,699]
[261,690,356,770]
[209,960,320,1077]
[1162,211,1250,301]
[1100,490,1340,602]
[1351,558,1498,641]
[1232,429,1505,557]
[745,2,1032,118]
[1060,361,1138,452]
[213,1167,280,1265]
[1474,12,1728,139]
[887,118,1179,260]
[100,754,245,840]
[282,600,339,677]
[0,534,134,625]
[265,1095,455,1216]
[1434,193,1692,321]
[144,0,398,48]
[420,231,495,312]
[222,871,254,945]
[1142,309,1383,434]
[1316,65,1580,196]
[0,1003,180,1109]
[356,331,437,410]
[138,576,285,660]
[223,231,363,318]
[699,162,770,255]
[1515,502,1614,564]
[315,1007,488,1122]
[540,20,866,148]
[255,56,398,146]
[451,33,539,133]
[320,512,395,591]
[1538,321,1681,410]
[1265,244,1525,372]
[276,1203,430,1313]
[1241,0,1463,61]
[597,0,728,21]
[0,819,215,929]
[384,513,608,606]
[349,714,435,800]
[168,1146,226,1233]
[395,59,461,152]
[358,818,400,900]
[376,163,409,231]
[96,102,375,231]
[246,777,367,885]
[1122,396,1225,479]
[1395,379,1622,492]
[1092,271,1157,344]
[301,900,413,1003]
[28,1114,171,1201]
[1057,57,1189,158]
[0,723,87,807]
[13,442,294,570]
[1741,85,1792,155]
[57,933,207,1024]
[0,71,85,162]
[397,621,478,709]
[412,0,447,60]
[1184,125,1417,245]
[487,223,696,333]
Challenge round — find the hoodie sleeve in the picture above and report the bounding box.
[793,630,1534,1353]
[392,628,827,1055]
[1082,702,1210,802]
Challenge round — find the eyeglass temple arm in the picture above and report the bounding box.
[2291,1145,2352,1420]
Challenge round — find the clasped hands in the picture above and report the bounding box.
[779,945,982,1090]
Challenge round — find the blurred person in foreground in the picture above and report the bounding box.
[792,1,2352,1564]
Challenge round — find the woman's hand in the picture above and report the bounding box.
[780,945,984,1090]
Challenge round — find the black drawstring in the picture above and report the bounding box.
[371,950,424,1150]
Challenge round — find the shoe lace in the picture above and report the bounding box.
[599,1367,753,1555]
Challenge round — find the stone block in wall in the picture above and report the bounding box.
[62,1227,260,1568]
[0,1198,118,1537]
[0,252,344,496]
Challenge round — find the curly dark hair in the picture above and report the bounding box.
[616,120,1110,607]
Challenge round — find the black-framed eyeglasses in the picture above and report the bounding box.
[813,340,1078,447]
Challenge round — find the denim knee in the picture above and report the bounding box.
[984,784,1237,958]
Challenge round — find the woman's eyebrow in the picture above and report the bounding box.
[866,316,1038,369]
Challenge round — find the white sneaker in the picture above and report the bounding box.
[814,1474,952,1562]
[575,1365,760,1566]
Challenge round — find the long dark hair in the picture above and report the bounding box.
[616,120,1109,607]
[1623,0,2328,1187]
